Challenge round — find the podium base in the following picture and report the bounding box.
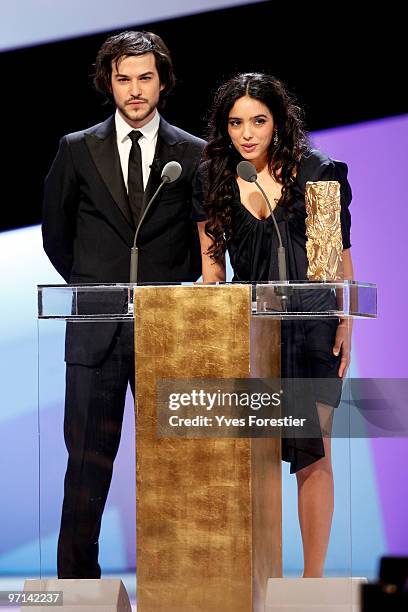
[23,579,131,611]
[265,577,367,611]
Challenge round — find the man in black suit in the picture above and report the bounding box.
[42,30,205,578]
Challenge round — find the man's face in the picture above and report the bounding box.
[110,52,164,128]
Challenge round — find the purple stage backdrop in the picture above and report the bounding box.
[313,115,408,558]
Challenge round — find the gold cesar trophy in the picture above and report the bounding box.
[305,180,343,281]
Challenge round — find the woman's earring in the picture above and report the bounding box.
[273,130,278,146]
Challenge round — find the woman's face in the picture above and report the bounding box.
[227,95,274,166]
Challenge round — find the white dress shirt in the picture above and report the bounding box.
[115,109,160,191]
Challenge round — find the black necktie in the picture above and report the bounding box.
[128,130,144,226]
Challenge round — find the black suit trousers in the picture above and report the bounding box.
[57,323,135,578]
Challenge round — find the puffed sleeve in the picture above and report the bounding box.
[191,162,209,222]
[297,149,352,249]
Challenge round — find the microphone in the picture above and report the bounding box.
[130,161,182,283]
[236,160,287,282]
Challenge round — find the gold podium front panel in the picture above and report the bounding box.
[134,285,281,612]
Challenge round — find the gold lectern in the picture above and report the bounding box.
[134,284,281,612]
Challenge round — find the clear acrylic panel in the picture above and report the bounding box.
[37,313,137,598]
[281,316,353,575]
[38,280,377,320]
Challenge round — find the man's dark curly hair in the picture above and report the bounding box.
[94,30,175,108]
[203,72,309,262]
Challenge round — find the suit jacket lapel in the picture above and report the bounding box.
[84,117,135,232]
[85,116,188,237]
[143,118,186,212]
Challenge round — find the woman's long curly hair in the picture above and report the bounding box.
[204,73,309,261]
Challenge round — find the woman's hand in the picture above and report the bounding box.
[334,248,354,378]
[333,319,352,378]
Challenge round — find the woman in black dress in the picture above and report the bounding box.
[193,73,354,577]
